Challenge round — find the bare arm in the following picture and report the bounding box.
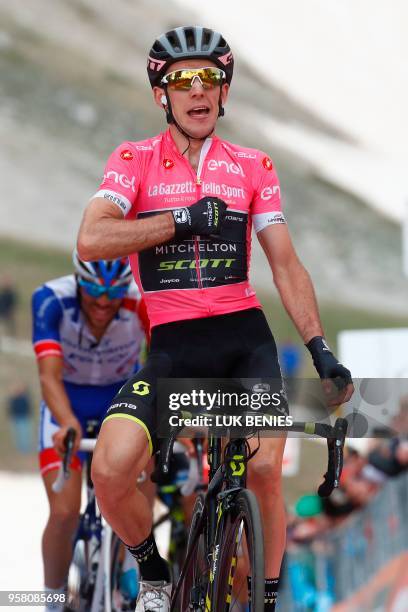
[38,356,82,454]
[259,223,354,403]
[77,198,176,260]
[257,223,323,343]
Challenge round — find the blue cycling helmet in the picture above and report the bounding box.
[72,249,133,287]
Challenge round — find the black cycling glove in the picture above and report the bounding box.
[306,336,352,387]
[172,197,227,238]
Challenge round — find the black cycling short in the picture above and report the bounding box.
[103,307,285,454]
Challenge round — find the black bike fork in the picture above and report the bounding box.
[205,438,249,609]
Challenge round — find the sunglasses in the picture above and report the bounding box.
[78,279,128,300]
[161,67,226,90]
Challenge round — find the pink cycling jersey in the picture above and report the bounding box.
[94,129,285,328]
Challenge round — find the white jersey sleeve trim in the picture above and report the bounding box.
[253,211,286,234]
[92,190,132,216]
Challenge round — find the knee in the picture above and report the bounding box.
[49,504,79,532]
[92,453,128,503]
[248,456,283,495]
[91,447,142,506]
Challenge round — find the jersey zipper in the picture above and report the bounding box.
[194,238,202,289]
[166,132,214,299]
[193,139,213,292]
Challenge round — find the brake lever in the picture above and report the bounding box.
[52,427,76,493]
[318,417,348,497]
[151,435,175,483]
[62,428,76,478]
[151,414,188,483]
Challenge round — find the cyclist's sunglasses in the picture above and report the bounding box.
[78,279,128,300]
[160,67,226,90]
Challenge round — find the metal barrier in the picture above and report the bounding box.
[278,471,408,611]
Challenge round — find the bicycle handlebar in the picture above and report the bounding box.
[153,414,349,498]
[79,439,98,452]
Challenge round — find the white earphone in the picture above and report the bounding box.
[161,95,167,105]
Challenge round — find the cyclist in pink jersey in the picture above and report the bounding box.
[93,130,283,328]
[77,26,354,611]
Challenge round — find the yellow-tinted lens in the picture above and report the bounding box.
[165,67,224,90]
[169,71,196,90]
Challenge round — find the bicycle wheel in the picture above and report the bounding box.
[168,506,188,583]
[171,493,209,612]
[109,533,122,612]
[212,489,264,612]
[64,539,92,611]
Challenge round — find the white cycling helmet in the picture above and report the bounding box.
[72,249,133,287]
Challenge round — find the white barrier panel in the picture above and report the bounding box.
[338,328,408,451]
[338,328,408,379]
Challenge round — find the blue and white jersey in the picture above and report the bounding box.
[32,275,146,387]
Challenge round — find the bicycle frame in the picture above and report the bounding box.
[206,436,248,550]
[164,414,348,610]
[171,434,251,609]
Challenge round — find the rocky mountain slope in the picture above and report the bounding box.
[0,0,405,314]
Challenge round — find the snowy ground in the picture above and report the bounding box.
[0,471,170,611]
[0,472,46,610]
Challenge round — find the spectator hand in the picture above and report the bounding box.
[172,197,227,238]
[306,336,354,406]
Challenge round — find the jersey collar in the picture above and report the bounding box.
[164,127,218,158]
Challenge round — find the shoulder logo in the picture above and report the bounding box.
[132,381,150,396]
[120,149,133,161]
[260,185,280,200]
[163,158,174,169]
[262,156,273,171]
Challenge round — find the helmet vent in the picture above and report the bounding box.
[202,29,213,51]
[167,31,181,52]
[152,40,165,53]
[184,27,196,51]
[219,36,227,49]
[78,260,91,274]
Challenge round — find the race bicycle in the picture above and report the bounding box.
[56,428,205,610]
[53,422,136,612]
[154,412,348,612]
